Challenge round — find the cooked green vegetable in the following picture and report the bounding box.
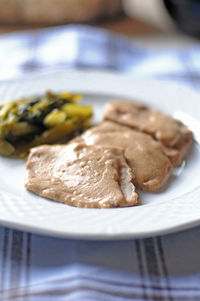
[0,90,93,157]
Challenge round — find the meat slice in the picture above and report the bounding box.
[84,121,180,167]
[82,124,173,192]
[83,120,129,135]
[104,100,193,166]
[25,143,138,208]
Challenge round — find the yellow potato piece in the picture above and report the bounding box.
[44,110,67,128]
[62,103,93,118]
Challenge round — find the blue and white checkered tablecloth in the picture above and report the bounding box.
[0,25,200,301]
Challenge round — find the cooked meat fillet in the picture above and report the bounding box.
[82,124,173,191]
[25,143,138,208]
[83,121,181,166]
[84,120,129,135]
[104,100,193,166]
[70,121,123,144]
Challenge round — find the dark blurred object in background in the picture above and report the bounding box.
[163,0,200,37]
[123,0,200,38]
[0,0,122,25]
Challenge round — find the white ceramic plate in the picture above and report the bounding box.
[0,70,200,239]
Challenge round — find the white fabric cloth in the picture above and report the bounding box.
[1,227,200,300]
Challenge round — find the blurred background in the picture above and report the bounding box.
[1,0,200,37]
[0,0,200,85]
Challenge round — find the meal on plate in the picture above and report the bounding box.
[0,90,193,208]
[0,91,93,157]
[24,97,193,208]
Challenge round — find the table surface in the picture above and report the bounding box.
[0,16,158,35]
[0,16,197,49]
